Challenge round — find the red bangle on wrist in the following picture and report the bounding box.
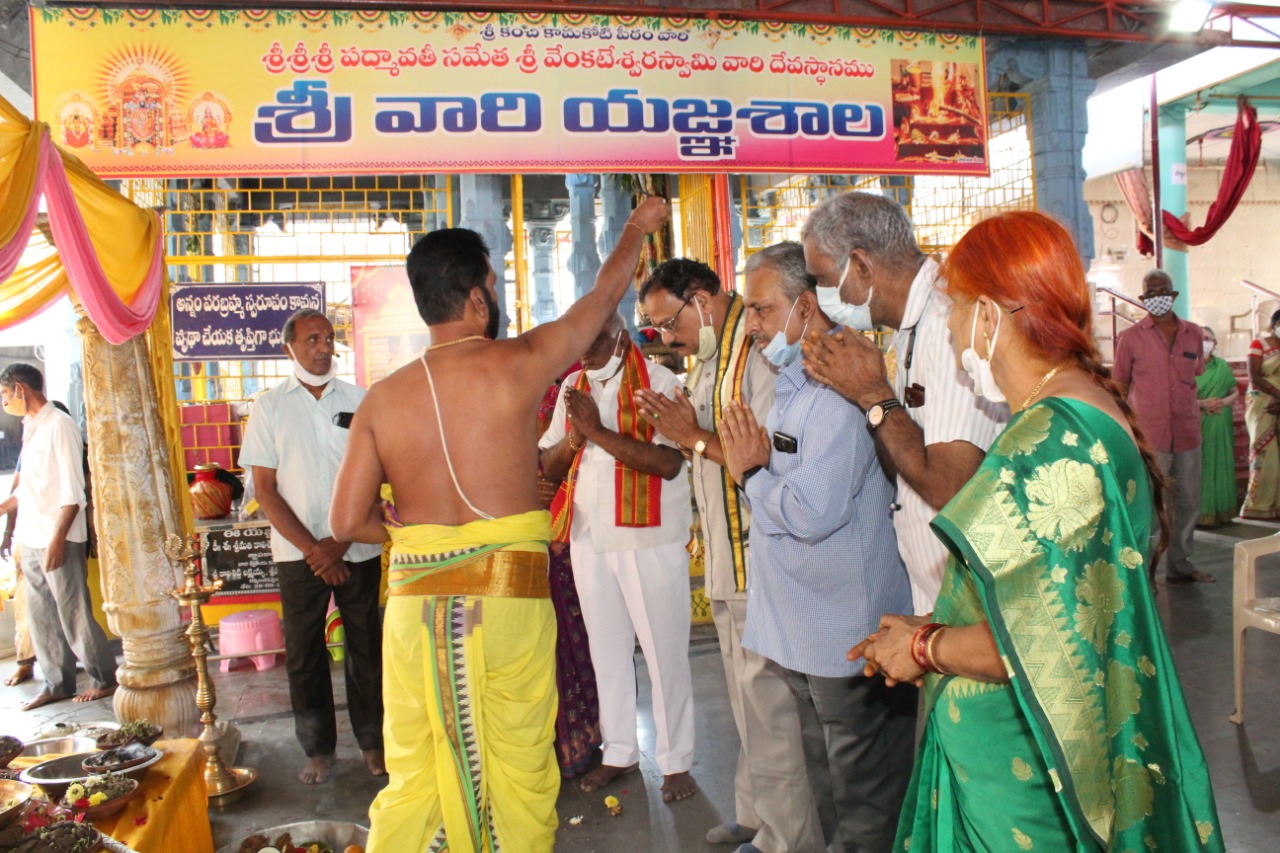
[910,622,948,674]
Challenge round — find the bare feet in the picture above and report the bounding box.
[363,749,387,777]
[299,755,334,784]
[4,663,33,687]
[21,692,71,712]
[73,685,116,703]
[661,771,697,803]
[578,762,639,793]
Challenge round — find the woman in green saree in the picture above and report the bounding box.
[1196,327,1239,526]
[1242,310,1280,519]
[852,212,1223,852]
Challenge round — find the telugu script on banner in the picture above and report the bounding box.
[31,9,988,177]
[170,282,324,361]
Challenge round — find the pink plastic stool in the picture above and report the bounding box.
[218,610,284,672]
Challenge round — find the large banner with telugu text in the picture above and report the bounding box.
[31,8,988,178]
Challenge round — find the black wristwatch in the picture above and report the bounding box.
[866,398,903,431]
[742,465,764,483]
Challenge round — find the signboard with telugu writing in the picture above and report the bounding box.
[203,524,278,596]
[170,282,324,362]
[30,9,988,177]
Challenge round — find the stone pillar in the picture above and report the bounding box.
[75,310,197,734]
[566,174,602,301]
[524,200,568,325]
[458,175,513,337]
[599,175,638,333]
[1158,106,1191,316]
[987,39,1097,262]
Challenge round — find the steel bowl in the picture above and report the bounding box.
[19,749,160,802]
[17,753,97,801]
[19,736,98,759]
[0,779,32,830]
[215,820,370,853]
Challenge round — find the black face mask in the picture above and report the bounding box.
[482,287,501,340]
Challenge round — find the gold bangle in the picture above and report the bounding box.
[568,433,583,453]
[624,221,645,238]
[924,626,950,675]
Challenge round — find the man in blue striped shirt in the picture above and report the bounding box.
[722,242,916,853]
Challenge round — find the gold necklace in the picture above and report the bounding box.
[426,335,487,351]
[1020,365,1063,411]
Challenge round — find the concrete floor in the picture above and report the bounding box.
[3,527,1279,852]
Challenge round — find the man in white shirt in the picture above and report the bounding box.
[239,309,385,785]
[538,314,697,803]
[801,192,1007,614]
[0,363,116,711]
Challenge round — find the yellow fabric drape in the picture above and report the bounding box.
[59,149,160,307]
[145,273,196,534]
[0,93,162,336]
[0,231,68,327]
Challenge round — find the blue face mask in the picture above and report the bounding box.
[815,258,874,331]
[761,298,808,368]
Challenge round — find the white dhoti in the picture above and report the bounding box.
[570,537,695,774]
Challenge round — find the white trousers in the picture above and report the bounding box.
[571,537,695,775]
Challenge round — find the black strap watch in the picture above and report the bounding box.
[866,398,903,431]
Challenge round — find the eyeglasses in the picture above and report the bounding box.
[648,299,691,335]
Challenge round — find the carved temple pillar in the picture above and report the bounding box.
[524,200,568,325]
[458,175,513,337]
[566,174,601,302]
[75,310,198,733]
[599,175,638,334]
[987,39,1097,262]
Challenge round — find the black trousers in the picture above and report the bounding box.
[277,555,383,757]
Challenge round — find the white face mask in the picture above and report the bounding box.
[959,302,1007,404]
[760,298,808,368]
[286,343,337,387]
[694,298,718,362]
[1203,340,1215,358]
[815,258,874,331]
[585,332,626,381]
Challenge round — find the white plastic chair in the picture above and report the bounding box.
[1230,535,1280,723]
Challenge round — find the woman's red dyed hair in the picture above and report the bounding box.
[943,209,1170,566]
[943,210,1095,366]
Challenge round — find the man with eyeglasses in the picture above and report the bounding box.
[239,308,386,785]
[636,260,816,853]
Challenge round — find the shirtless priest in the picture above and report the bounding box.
[331,196,669,853]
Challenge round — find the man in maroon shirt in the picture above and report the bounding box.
[1113,269,1216,584]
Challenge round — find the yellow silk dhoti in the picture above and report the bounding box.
[367,509,559,853]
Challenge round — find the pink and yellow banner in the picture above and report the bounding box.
[31,8,988,178]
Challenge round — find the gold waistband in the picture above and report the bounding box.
[387,550,550,599]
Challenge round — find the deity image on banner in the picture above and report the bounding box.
[58,95,99,150]
[891,59,985,164]
[96,44,190,156]
[187,92,232,149]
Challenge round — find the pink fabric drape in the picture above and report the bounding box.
[0,95,164,343]
[41,134,163,342]
[1162,100,1261,246]
[0,136,48,280]
[1114,168,1155,257]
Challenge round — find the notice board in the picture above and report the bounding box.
[202,524,277,596]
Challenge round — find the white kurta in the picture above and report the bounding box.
[539,361,695,774]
